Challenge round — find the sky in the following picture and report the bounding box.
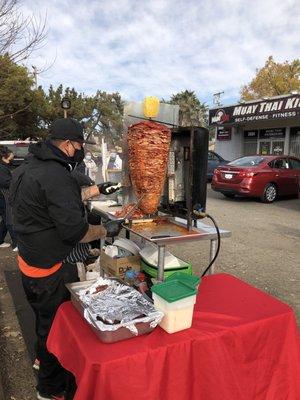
[21,0,300,107]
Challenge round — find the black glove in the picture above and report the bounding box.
[103,220,124,237]
[98,181,121,195]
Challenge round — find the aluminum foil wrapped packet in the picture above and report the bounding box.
[78,277,163,335]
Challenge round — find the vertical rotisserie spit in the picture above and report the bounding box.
[127,121,171,214]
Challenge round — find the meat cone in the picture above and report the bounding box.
[127,121,171,214]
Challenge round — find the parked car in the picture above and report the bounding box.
[207,151,229,181]
[211,155,300,203]
[0,140,35,169]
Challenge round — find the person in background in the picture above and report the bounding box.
[9,118,122,400]
[114,152,123,169]
[84,151,98,182]
[0,146,18,251]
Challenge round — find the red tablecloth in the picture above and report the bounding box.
[47,273,300,400]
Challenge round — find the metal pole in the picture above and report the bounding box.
[32,65,38,89]
[64,109,67,118]
[187,128,194,231]
[157,245,165,282]
[208,239,217,274]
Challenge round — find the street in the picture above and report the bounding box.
[170,186,300,322]
[0,185,299,399]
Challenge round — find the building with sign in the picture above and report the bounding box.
[209,93,300,161]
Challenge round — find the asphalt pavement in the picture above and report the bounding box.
[170,185,300,321]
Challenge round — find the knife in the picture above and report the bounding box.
[123,193,147,220]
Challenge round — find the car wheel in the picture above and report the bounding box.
[223,193,235,199]
[261,183,277,203]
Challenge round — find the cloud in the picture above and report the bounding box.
[21,0,300,105]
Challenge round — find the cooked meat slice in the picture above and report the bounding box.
[115,204,145,219]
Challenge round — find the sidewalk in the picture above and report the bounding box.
[0,249,36,399]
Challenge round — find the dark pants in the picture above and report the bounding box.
[21,262,79,396]
[0,202,17,247]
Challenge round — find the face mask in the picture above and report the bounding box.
[68,142,85,165]
[73,147,85,164]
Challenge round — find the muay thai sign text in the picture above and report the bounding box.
[209,94,300,125]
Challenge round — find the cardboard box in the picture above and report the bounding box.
[100,250,141,280]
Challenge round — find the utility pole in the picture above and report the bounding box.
[32,65,38,89]
[213,91,224,107]
[61,98,71,118]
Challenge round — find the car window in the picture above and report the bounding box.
[289,158,300,170]
[272,159,289,169]
[229,156,265,167]
[208,152,218,161]
[6,145,30,158]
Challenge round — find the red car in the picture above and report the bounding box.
[211,155,300,203]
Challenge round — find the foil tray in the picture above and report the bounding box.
[65,280,157,343]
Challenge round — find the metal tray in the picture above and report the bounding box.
[123,217,209,244]
[88,201,124,221]
[65,280,156,343]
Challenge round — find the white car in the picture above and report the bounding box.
[0,140,36,168]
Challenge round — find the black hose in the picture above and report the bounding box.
[201,214,221,277]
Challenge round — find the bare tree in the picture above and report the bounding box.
[0,0,47,62]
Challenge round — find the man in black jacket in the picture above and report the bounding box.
[10,118,122,400]
[0,146,17,250]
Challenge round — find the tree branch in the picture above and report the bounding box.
[0,0,47,63]
[0,102,31,120]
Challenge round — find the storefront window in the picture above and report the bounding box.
[290,127,300,158]
[259,141,271,155]
[244,130,258,156]
[243,128,286,156]
[257,139,285,155]
[244,141,258,156]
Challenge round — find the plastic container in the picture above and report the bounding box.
[139,244,182,268]
[141,258,192,279]
[151,280,196,333]
[165,272,200,289]
[114,238,141,256]
[86,271,100,280]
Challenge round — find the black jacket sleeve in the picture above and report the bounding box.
[41,169,89,245]
[71,170,94,187]
[0,165,12,190]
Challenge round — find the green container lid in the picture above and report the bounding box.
[165,272,200,288]
[151,280,196,303]
[141,259,192,279]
